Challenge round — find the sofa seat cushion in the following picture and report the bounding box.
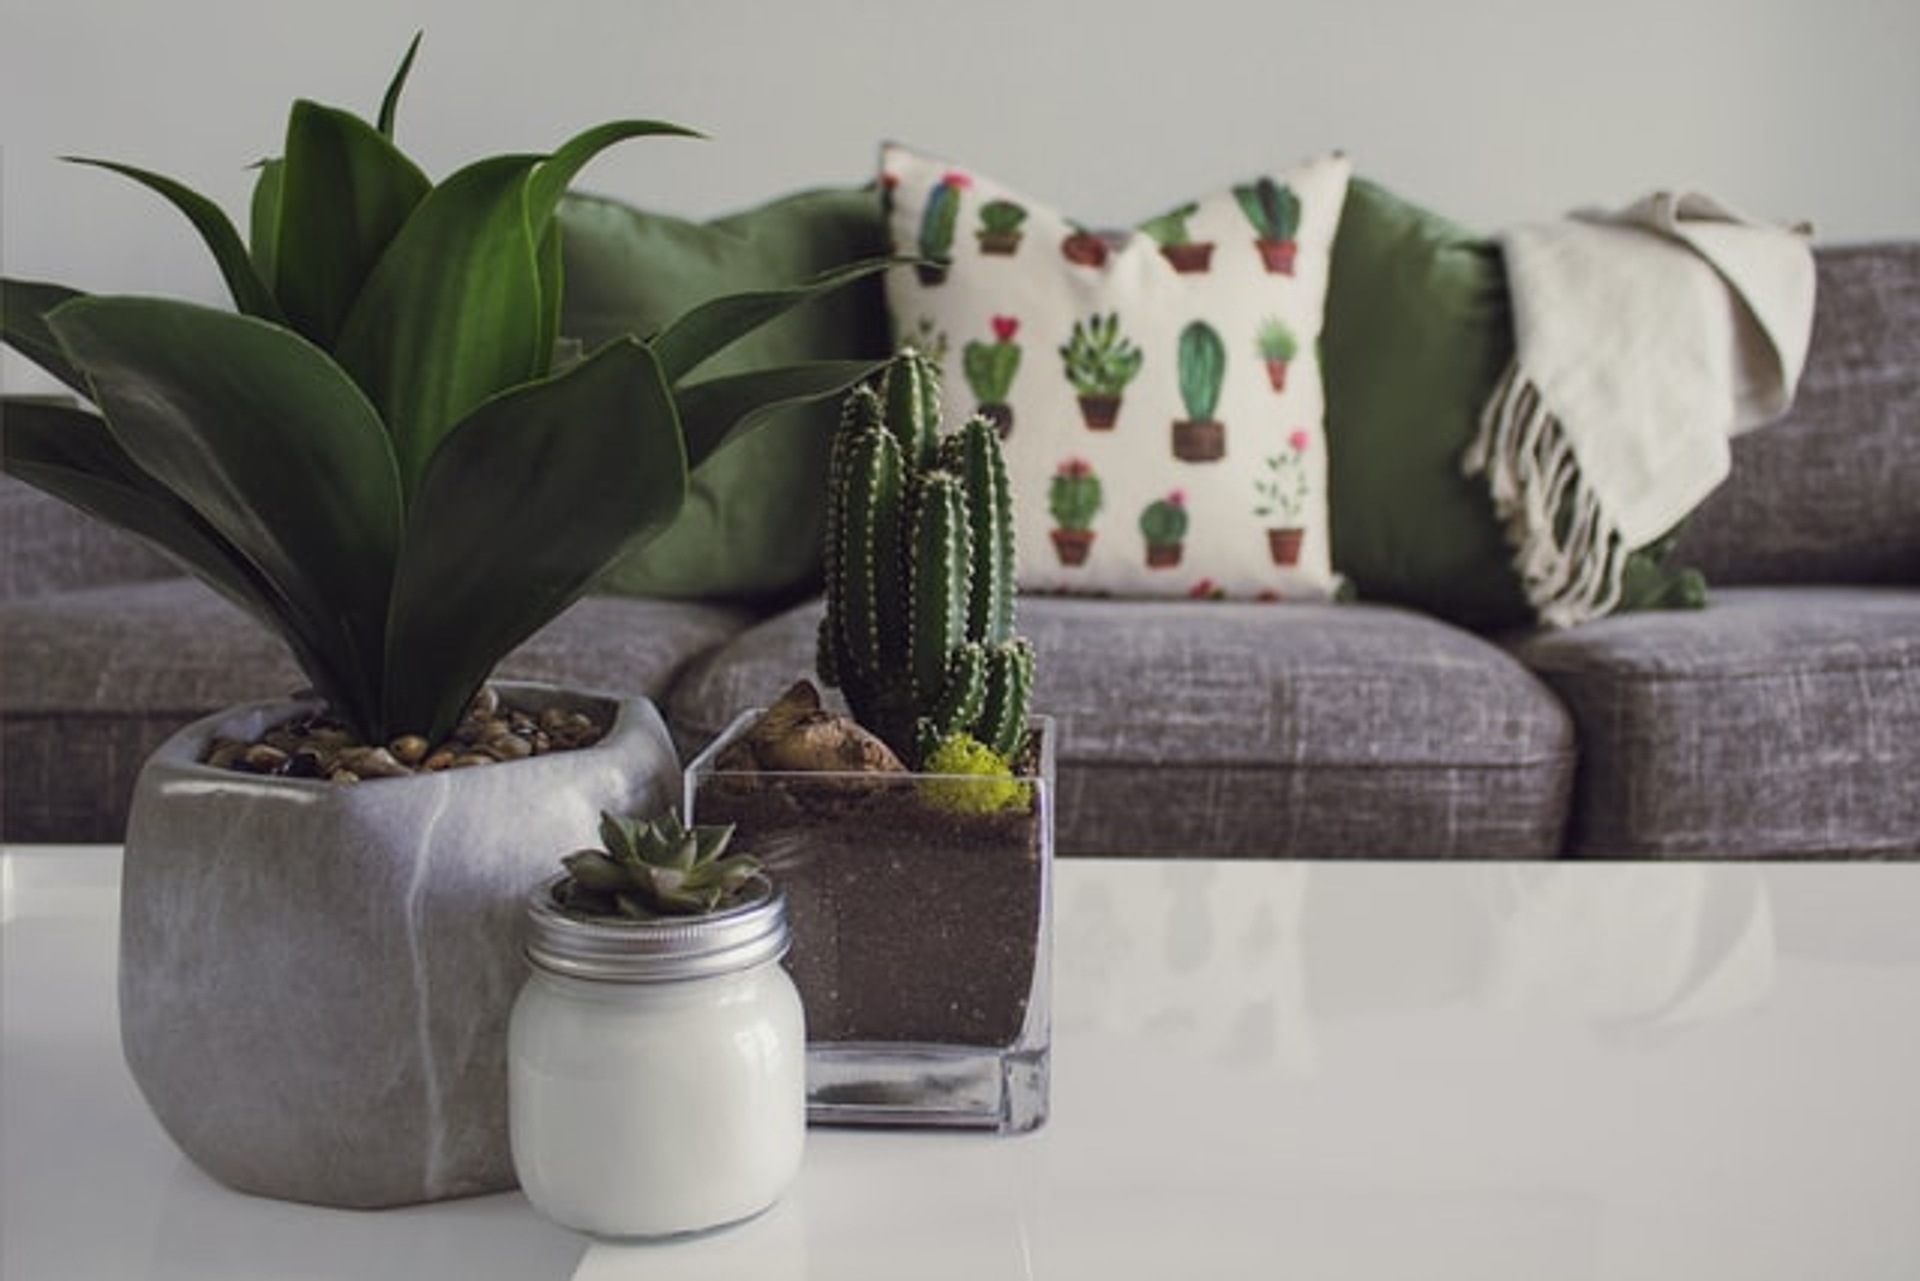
[1,581,756,842]
[667,597,1575,858]
[1508,586,1920,857]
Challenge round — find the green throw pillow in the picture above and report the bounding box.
[1321,178,1531,629]
[1322,179,1704,630]
[557,185,890,603]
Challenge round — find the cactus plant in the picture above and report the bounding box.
[1234,177,1301,241]
[1178,321,1227,420]
[963,315,1023,433]
[976,199,1027,254]
[818,350,1034,768]
[1139,491,1189,569]
[1046,457,1102,569]
[1139,201,1214,272]
[916,171,971,283]
[1174,322,1228,461]
[1047,457,1104,531]
[552,810,763,919]
[1139,491,1190,545]
[1236,178,1303,274]
[1138,202,1200,247]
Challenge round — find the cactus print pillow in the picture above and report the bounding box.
[881,142,1350,601]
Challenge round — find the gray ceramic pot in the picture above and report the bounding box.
[118,683,678,1209]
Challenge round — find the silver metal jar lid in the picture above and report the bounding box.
[523,876,790,983]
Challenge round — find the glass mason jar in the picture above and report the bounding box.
[508,876,805,1238]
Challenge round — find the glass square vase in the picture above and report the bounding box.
[684,712,1054,1134]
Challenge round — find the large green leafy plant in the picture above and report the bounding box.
[1,37,879,745]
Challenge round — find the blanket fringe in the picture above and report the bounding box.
[1463,364,1628,627]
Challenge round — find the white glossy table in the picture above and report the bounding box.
[6,846,1919,1279]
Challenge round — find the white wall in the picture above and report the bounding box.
[4,0,1916,392]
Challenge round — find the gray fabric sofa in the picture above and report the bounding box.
[5,242,1915,857]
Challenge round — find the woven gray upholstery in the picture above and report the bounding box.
[0,475,179,600]
[1676,243,1920,585]
[0,581,754,842]
[669,597,1576,859]
[1509,586,1920,857]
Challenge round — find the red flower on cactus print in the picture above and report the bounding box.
[992,315,1020,343]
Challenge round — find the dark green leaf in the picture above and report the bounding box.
[46,296,403,734]
[649,258,897,385]
[2,278,91,396]
[274,99,431,347]
[383,337,684,739]
[65,158,283,323]
[334,121,696,501]
[332,153,547,493]
[377,32,423,139]
[248,159,285,286]
[524,120,700,227]
[672,358,889,471]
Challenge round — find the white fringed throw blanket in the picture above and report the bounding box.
[1461,191,1817,627]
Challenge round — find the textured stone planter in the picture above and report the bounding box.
[118,683,679,1209]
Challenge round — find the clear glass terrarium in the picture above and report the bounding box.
[685,713,1054,1134]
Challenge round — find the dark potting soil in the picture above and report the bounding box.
[692,772,1045,1047]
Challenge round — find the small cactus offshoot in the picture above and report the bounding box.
[553,811,762,918]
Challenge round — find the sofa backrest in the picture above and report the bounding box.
[0,475,180,601]
[1675,241,1920,586]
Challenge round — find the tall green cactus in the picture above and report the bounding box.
[819,350,1033,768]
[1178,321,1227,421]
[1233,177,1301,241]
[916,172,968,282]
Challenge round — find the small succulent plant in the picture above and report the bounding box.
[1059,313,1143,398]
[553,811,762,918]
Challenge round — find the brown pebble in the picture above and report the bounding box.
[340,746,410,779]
[243,744,290,774]
[484,735,533,761]
[389,735,430,767]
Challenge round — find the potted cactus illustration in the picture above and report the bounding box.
[1254,429,1314,565]
[1059,312,1143,430]
[1060,223,1111,268]
[1255,317,1298,392]
[1234,177,1302,275]
[916,170,971,285]
[1048,457,1103,567]
[1172,321,1228,462]
[1138,490,1190,568]
[976,199,1028,255]
[964,315,1023,436]
[1139,201,1214,273]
